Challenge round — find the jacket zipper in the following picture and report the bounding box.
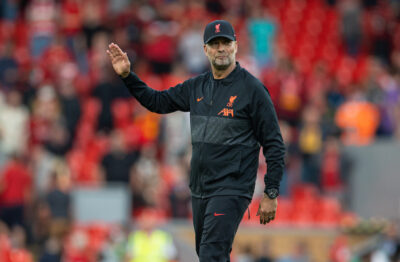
[199,79,217,198]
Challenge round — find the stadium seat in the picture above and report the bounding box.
[314,197,341,227]
[291,183,319,200]
[81,98,101,124]
[111,99,132,129]
[272,197,293,226]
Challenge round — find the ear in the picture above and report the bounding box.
[203,44,208,55]
[233,41,238,55]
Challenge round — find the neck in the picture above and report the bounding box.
[212,61,236,79]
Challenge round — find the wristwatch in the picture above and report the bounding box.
[265,188,279,199]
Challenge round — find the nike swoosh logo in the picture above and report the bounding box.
[197,97,204,102]
[214,212,225,216]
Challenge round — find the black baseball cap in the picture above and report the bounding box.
[203,20,236,44]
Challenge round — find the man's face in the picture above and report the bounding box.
[204,37,237,70]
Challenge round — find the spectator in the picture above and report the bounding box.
[0,221,11,261]
[0,90,29,165]
[276,60,304,126]
[130,143,161,212]
[43,122,72,157]
[366,3,393,65]
[142,18,179,74]
[92,70,130,133]
[58,63,82,138]
[339,0,363,56]
[99,226,127,262]
[31,201,52,248]
[60,0,82,52]
[178,21,209,74]
[330,235,351,262]
[29,85,61,147]
[236,244,255,262]
[45,172,71,241]
[321,135,346,195]
[126,209,177,262]
[0,0,18,21]
[247,6,277,68]
[0,155,32,228]
[46,173,70,220]
[100,130,139,184]
[39,237,62,262]
[168,163,191,219]
[9,225,34,262]
[26,0,58,59]
[255,241,274,262]
[81,0,108,50]
[0,41,18,90]
[277,242,310,262]
[335,95,380,146]
[371,222,400,261]
[158,103,190,164]
[298,106,323,187]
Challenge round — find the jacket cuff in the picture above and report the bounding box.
[120,71,134,81]
[264,178,280,193]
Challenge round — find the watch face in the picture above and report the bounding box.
[267,189,278,199]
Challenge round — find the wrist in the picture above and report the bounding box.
[120,71,130,78]
[264,188,279,199]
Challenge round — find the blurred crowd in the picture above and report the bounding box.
[1,0,400,261]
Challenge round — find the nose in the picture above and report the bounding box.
[217,43,225,52]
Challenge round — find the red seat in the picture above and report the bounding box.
[81,98,101,124]
[8,249,33,262]
[291,183,319,200]
[67,150,85,181]
[0,234,11,262]
[314,197,342,227]
[85,135,109,163]
[75,122,95,149]
[272,197,293,226]
[291,197,318,227]
[86,223,110,252]
[111,99,132,129]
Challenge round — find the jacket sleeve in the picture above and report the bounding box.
[121,72,191,113]
[249,82,286,193]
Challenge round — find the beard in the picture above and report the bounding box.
[211,56,232,70]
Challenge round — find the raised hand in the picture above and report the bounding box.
[106,43,131,78]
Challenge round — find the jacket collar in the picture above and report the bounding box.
[210,62,241,85]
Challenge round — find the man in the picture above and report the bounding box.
[126,209,178,262]
[107,20,285,262]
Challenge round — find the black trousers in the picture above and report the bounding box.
[192,195,250,262]
[0,204,24,228]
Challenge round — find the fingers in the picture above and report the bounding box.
[106,50,113,60]
[107,43,124,58]
[259,211,276,225]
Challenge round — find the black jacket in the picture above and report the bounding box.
[122,63,285,199]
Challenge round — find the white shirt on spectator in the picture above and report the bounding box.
[0,102,29,156]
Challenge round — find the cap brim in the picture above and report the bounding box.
[205,35,236,44]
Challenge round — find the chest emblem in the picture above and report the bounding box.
[227,96,237,107]
[218,95,237,117]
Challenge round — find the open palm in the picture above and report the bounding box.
[107,43,131,78]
